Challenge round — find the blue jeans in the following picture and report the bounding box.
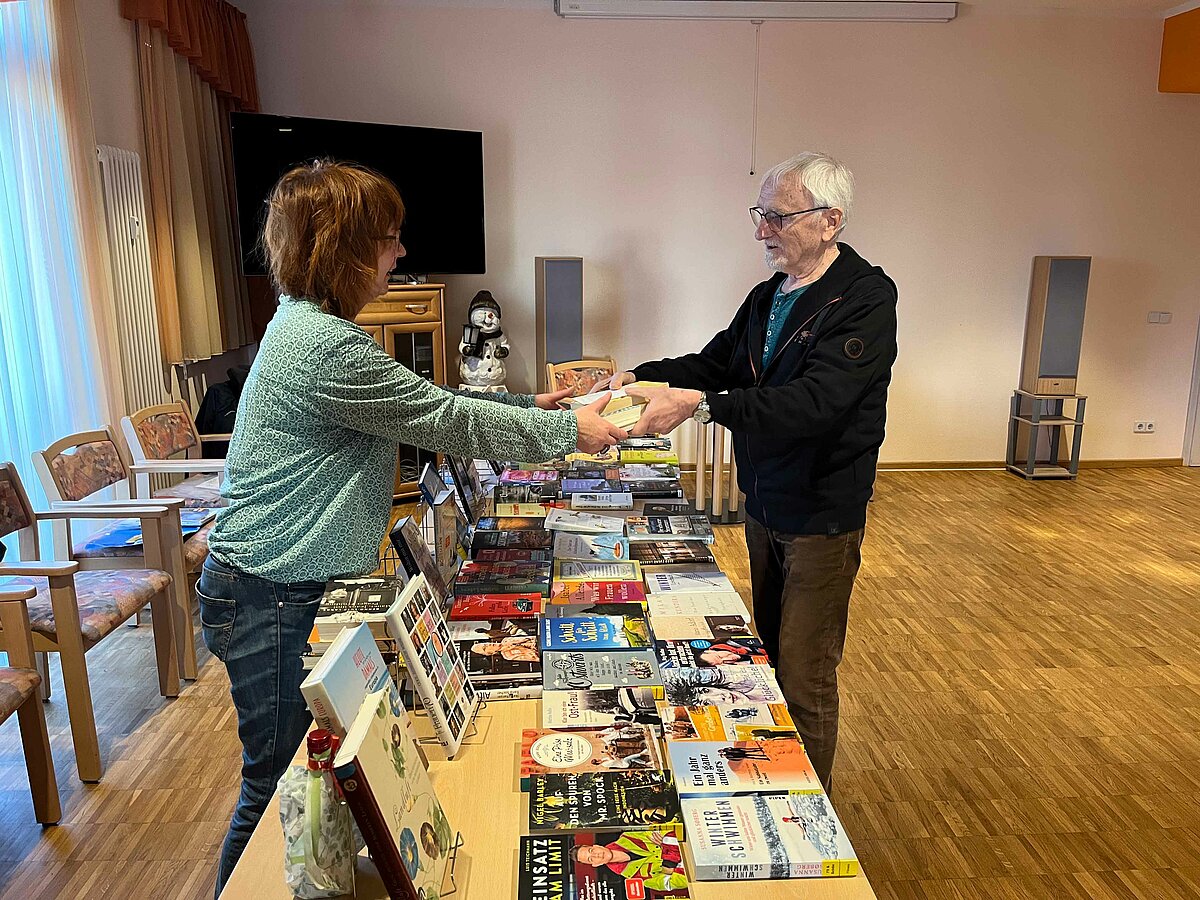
[197,555,325,897]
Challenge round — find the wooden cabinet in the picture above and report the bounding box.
[356,284,447,498]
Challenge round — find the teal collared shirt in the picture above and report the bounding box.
[763,281,811,367]
[207,296,576,582]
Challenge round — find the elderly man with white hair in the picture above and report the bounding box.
[612,152,898,793]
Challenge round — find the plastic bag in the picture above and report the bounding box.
[278,762,358,898]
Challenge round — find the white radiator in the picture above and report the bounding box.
[96,145,167,413]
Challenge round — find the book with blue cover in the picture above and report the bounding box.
[540,616,651,651]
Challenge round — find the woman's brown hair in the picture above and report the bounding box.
[261,159,405,319]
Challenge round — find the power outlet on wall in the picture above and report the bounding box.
[1134,421,1157,433]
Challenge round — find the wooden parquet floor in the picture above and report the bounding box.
[4,468,1200,899]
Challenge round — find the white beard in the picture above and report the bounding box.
[763,248,788,272]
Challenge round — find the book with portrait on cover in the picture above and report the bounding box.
[658,702,798,742]
[654,637,770,669]
[518,828,690,900]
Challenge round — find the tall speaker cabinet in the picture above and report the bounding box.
[356,283,446,498]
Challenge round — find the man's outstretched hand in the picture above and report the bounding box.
[626,386,703,437]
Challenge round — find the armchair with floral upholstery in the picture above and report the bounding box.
[545,357,617,398]
[0,462,181,782]
[0,586,61,823]
[120,401,228,508]
[31,427,205,680]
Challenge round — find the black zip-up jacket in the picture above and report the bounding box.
[632,243,897,535]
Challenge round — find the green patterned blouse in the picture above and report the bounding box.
[208,296,577,582]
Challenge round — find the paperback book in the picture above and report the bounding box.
[528,770,682,831]
[643,571,734,595]
[639,501,694,516]
[552,532,630,561]
[544,602,648,619]
[543,687,664,730]
[453,561,551,597]
[495,502,555,517]
[661,665,784,706]
[474,516,546,532]
[447,593,543,620]
[540,616,651,651]
[520,726,665,786]
[315,576,399,641]
[332,689,455,900]
[517,829,690,900]
[617,464,680,481]
[543,649,660,690]
[654,638,770,669]
[629,541,716,567]
[553,559,643,583]
[544,508,627,535]
[470,529,553,553]
[667,739,821,797]
[682,793,859,879]
[646,591,749,621]
[658,702,797,742]
[384,576,479,757]
[448,618,541,682]
[620,480,686,499]
[431,490,465,579]
[569,492,635,511]
[389,515,451,603]
[560,478,624,495]
[472,548,553,564]
[549,580,648,604]
[625,516,715,544]
[501,469,561,483]
[647,616,754,642]
[300,621,393,737]
[617,436,673,450]
[618,449,679,465]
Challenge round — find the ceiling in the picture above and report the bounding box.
[311,0,1194,17]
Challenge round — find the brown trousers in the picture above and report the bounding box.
[745,515,864,794]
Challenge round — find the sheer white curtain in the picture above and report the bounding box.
[0,0,111,554]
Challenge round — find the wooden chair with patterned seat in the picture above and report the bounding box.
[31,428,206,680]
[0,586,62,824]
[545,357,617,398]
[119,401,229,508]
[0,461,181,782]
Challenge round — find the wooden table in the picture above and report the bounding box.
[222,699,877,899]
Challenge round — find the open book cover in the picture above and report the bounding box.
[332,688,455,900]
[384,576,479,758]
[682,793,859,880]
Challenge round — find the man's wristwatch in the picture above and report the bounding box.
[693,392,712,425]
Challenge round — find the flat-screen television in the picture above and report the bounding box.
[229,112,485,277]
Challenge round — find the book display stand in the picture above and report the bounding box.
[440,832,466,897]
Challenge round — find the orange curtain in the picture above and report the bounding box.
[120,0,258,112]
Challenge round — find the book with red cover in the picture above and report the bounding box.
[448,593,544,620]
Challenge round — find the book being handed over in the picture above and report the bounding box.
[557,382,669,430]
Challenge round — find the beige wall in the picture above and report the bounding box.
[238,1,1200,463]
[77,0,144,156]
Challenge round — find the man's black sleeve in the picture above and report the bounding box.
[630,296,751,392]
[705,282,897,440]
